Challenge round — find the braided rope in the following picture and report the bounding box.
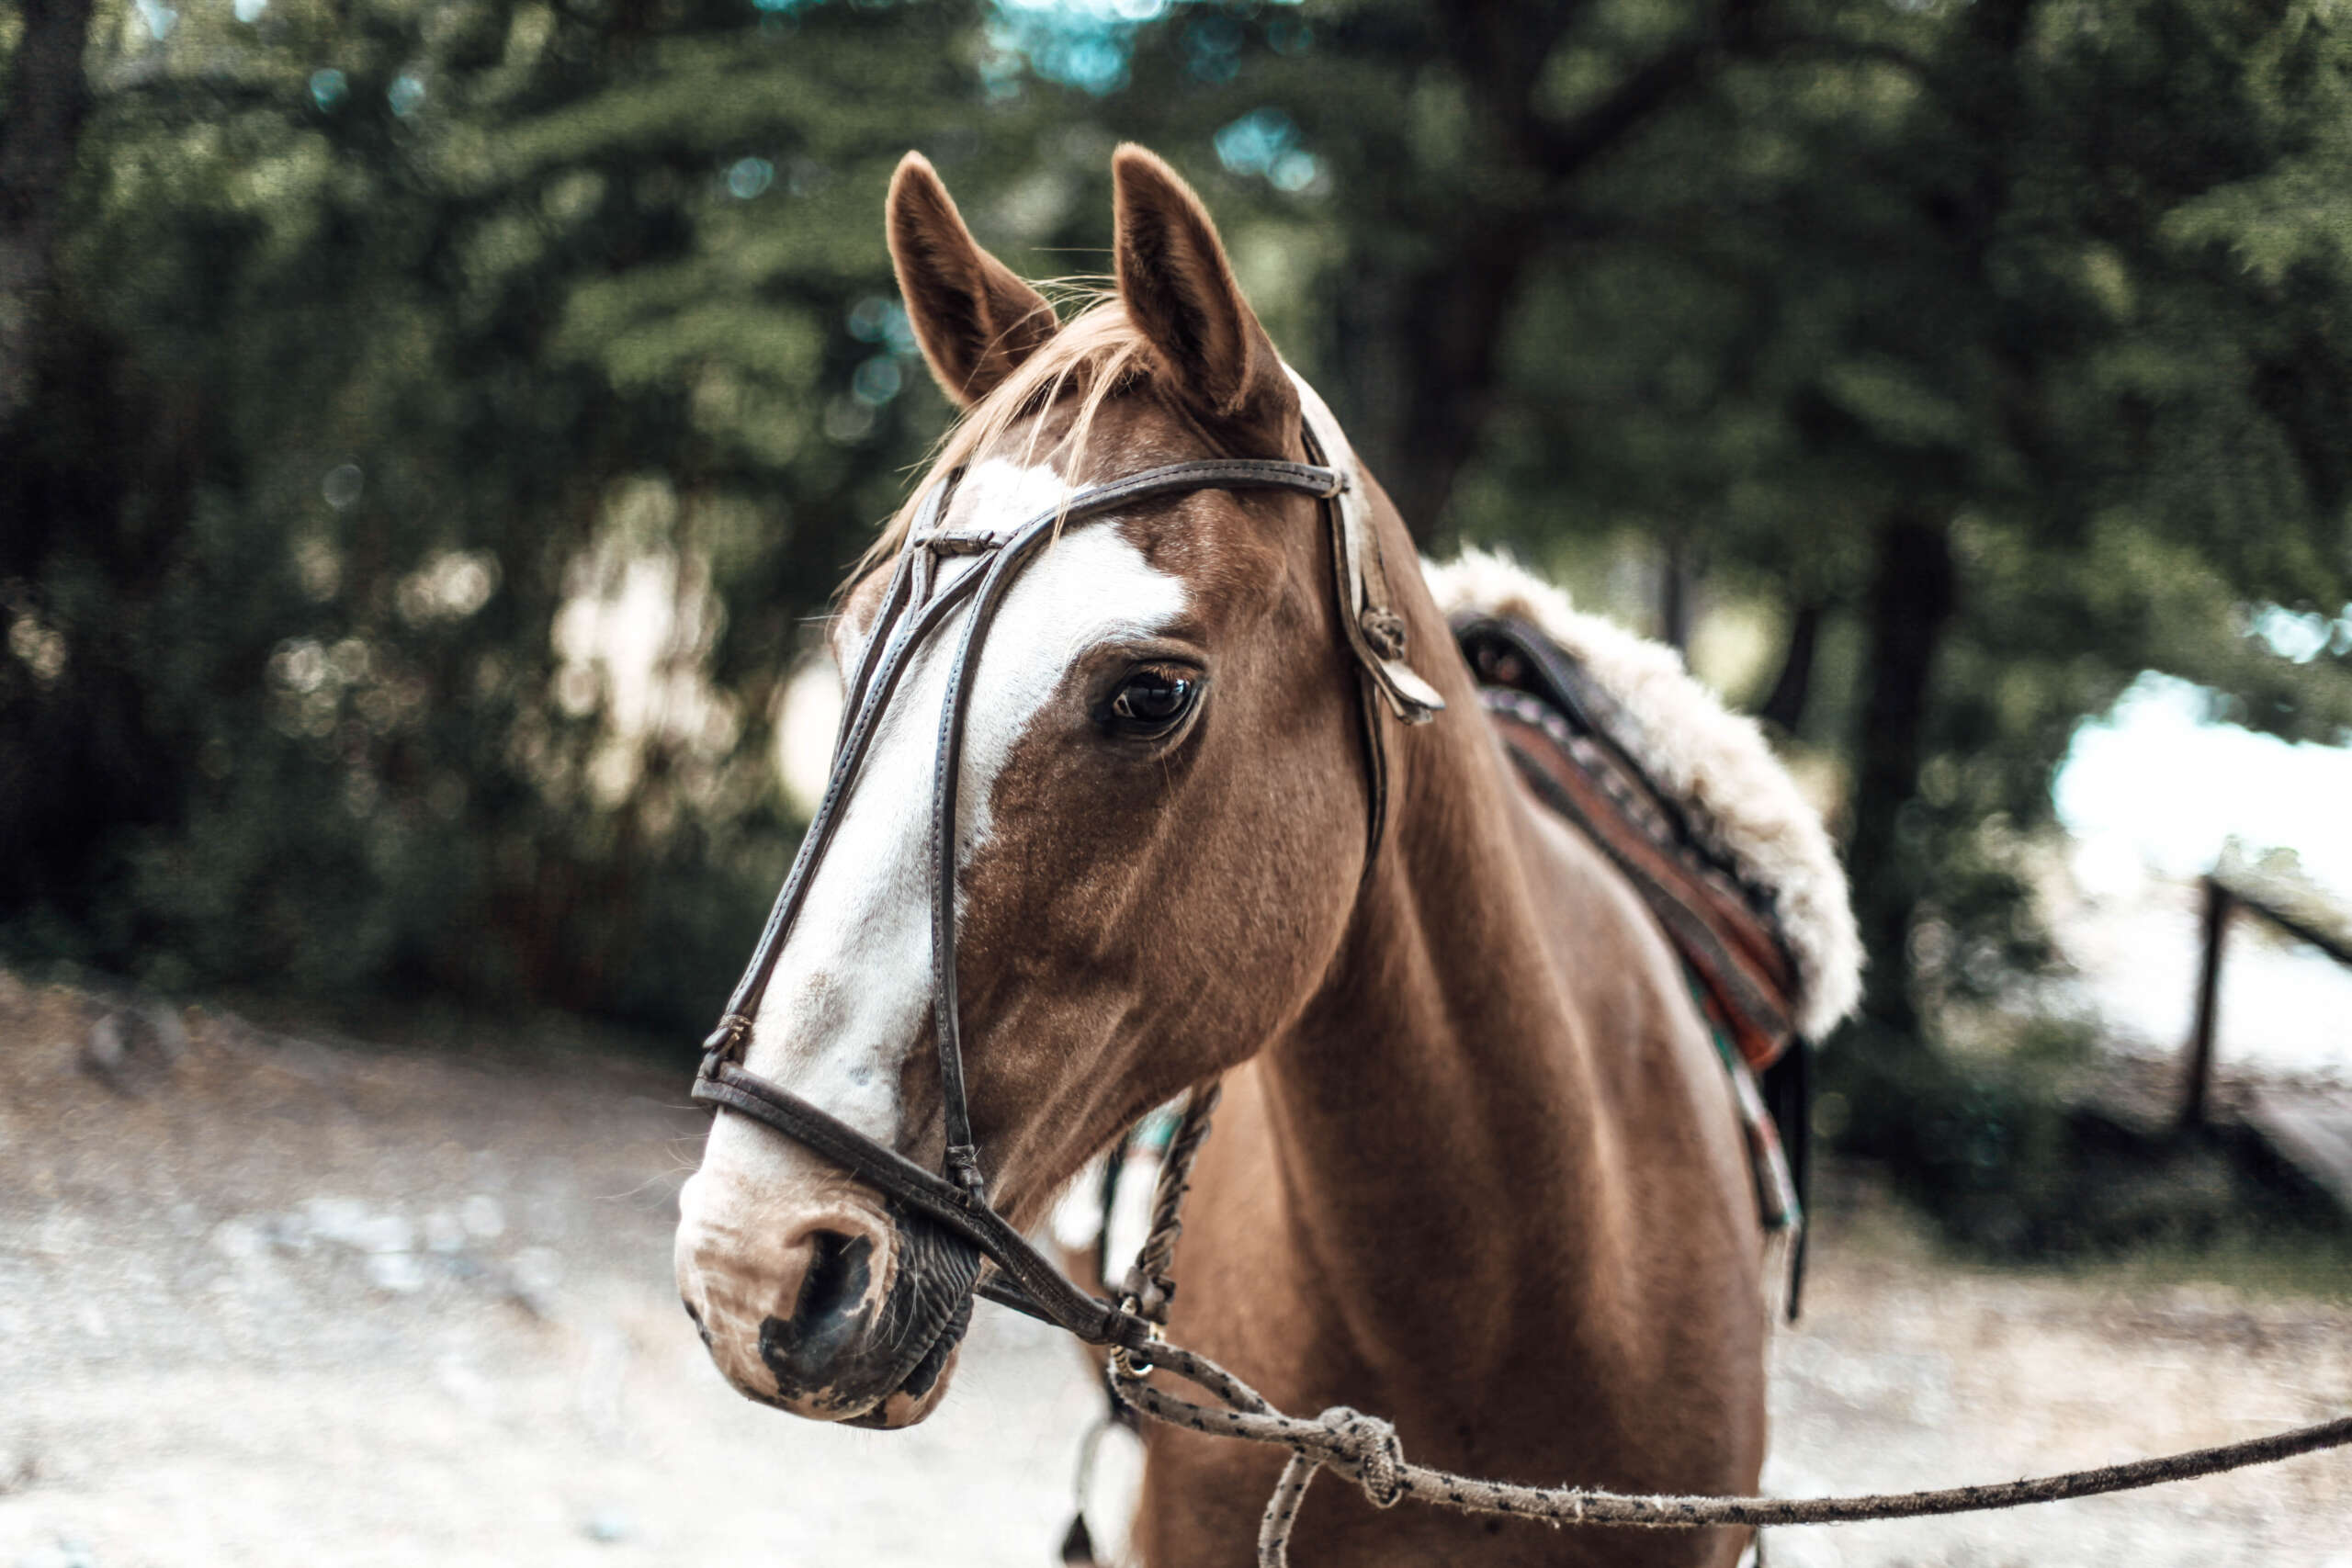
[1105,1343,2352,1567]
[1090,1076,2352,1562]
[1119,1081,1222,1325]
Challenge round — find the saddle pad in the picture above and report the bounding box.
[1454,614,1804,1071]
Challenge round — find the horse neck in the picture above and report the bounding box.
[1252,629,1646,1373]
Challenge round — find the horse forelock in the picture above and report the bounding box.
[852,295,1268,587]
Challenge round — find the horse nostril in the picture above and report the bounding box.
[757,1228,879,1401]
[797,1229,872,1328]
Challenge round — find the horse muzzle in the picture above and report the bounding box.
[675,1166,981,1427]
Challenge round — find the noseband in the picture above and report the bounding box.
[691,421,1442,1351]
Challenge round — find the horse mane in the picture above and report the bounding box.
[1423,547,1865,1041]
[859,294,1154,580]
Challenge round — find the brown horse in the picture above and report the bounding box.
[674,144,1859,1566]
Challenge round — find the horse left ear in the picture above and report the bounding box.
[888,152,1060,407]
[1111,144,1296,446]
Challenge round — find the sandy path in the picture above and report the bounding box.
[3,974,2346,1566]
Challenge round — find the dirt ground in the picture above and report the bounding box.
[4,973,2348,1568]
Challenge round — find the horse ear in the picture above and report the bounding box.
[1111,144,1295,444]
[888,152,1058,407]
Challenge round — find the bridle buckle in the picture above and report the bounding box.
[944,1142,988,1203]
[696,1013,752,1085]
[911,527,1001,558]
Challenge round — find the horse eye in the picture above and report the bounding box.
[1106,669,1199,736]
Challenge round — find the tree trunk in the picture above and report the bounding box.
[1336,0,1760,541]
[1657,533,1697,652]
[0,0,98,428]
[1758,601,1822,733]
[1369,220,1543,542]
[1845,513,1955,1047]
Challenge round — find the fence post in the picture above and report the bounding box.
[2180,874,2233,1131]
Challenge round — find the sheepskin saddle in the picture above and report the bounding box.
[1454,610,1806,1072]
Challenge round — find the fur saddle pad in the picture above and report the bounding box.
[1454,611,1804,1072]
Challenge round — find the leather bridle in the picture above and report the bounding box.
[689,412,1440,1353]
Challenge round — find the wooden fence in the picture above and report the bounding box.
[2180,865,2352,1209]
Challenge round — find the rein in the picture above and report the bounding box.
[691,433,2352,1562]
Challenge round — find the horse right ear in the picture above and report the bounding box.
[888,152,1059,407]
[1111,143,1295,447]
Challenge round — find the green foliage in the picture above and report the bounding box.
[1832,1009,2352,1258]
[1824,1012,2096,1251]
[2,0,1064,1023]
[1448,0,2352,1164]
[4,0,2349,1220]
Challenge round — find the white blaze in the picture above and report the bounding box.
[706,457,1191,1177]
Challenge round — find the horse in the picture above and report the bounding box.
[673,143,1860,1566]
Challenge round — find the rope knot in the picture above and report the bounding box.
[1359,609,1409,661]
[1314,1406,1406,1508]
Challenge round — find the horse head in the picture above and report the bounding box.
[673,146,1398,1427]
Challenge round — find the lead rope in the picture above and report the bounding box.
[1072,1092,2352,1567]
[1059,1082,1227,1566]
[1102,1339,2352,1567]
[1117,1081,1223,1325]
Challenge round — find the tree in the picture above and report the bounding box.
[0,0,1067,1018]
[1430,0,2352,1185]
[5,0,2346,1148]
[0,0,95,423]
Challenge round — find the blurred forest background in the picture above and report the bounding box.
[6,0,2352,1247]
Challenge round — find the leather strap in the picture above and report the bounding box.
[918,458,1350,1195]
[1293,376,1444,726]
[703,547,987,1060]
[693,1061,1154,1347]
[693,442,1447,1360]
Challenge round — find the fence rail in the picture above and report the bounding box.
[2179,865,2352,1209]
[2181,867,2352,1126]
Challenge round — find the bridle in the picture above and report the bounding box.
[689,409,1442,1353]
